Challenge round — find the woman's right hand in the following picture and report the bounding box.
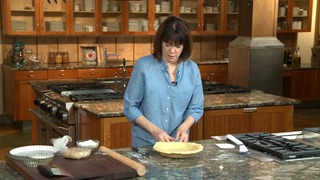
[151,127,174,142]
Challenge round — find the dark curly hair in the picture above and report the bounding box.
[152,16,192,62]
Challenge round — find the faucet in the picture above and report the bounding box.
[122,58,126,90]
[114,72,118,89]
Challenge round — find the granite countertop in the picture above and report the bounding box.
[3,138,319,179]
[3,60,320,71]
[74,90,300,118]
[2,60,229,70]
[115,139,320,179]
[283,63,320,70]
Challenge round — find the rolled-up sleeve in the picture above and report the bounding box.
[123,59,145,121]
[184,65,204,123]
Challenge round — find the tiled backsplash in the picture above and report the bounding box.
[1,36,236,64]
[1,34,296,64]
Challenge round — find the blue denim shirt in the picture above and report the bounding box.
[123,54,204,147]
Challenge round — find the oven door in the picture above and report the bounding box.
[30,109,76,146]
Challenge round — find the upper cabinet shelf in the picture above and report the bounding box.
[1,0,313,36]
[277,0,313,33]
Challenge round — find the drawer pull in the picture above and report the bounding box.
[243,107,257,113]
[60,73,65,76]
[28,74,34,77]
[90,72,95,75]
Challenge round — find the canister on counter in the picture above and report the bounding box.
[55,52,62,63]
[62,52,69,63]
[48,52,56,64]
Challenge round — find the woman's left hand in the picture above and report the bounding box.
[175,127,189,142]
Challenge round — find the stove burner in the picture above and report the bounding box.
[69,92,124,102]
[202,80,251,94]
[47,83,107,94]
[233,132,320,160]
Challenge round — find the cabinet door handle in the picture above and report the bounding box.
[243,107,257,113]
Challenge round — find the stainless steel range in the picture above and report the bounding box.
[202,80,251,94]
[30,79,125,146]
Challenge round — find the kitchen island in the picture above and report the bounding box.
[27,75,300,148]
[2,138,320,179]
[74,90,300,148]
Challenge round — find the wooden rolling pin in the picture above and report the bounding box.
[99,146,147,176]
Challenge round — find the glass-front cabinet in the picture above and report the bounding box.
[2,0,38,35]
[177,0,200,34]
[126,0,150,34]
[225,0,239,33]
[1,0,313,36]
[201,0,222,34]
[100,0,123,34]
[177,0,239,35]
[277,0,313,33]
[41,0,70,35]
[152,0,175,33]
[70,0,124,35]
[2,0,70,35]
[70,0,98,35]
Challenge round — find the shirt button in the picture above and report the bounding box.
[166,108,169,111]
[165,120,168,122]
[167,97,170,100]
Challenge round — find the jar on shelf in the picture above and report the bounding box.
[48,52,56,64]
[62,52,69,63]
[55,52,62,63]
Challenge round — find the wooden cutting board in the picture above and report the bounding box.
[5,153,137,179]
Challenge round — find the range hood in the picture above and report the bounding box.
[228,36,284,95]
[228,0,284,96]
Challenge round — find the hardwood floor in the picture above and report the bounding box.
[1,108,320,161]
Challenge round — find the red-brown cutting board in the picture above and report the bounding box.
[5,153,137,179]
[53,153,137,179]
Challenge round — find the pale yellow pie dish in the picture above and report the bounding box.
[153,142,203,158]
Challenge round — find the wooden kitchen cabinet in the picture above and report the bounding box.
[77,104,292,148]
[77,109,132,148]
[282,69,320,101]
[77,108,203,148]
[106,67,133,78]
[70,0,125,35]
[1,0,71,35]
[47,69,78,79]
[198,63,228,83]
[2,66,48,121]
[2,0,241,36]
[78,68,107,79]
[277,0,313,33]
[203,105,294,139]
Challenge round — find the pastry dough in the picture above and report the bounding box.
[153,142,203,158]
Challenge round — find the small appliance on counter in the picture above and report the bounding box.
[8,41,26,67]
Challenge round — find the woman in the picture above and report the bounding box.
[123,16,204,147]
